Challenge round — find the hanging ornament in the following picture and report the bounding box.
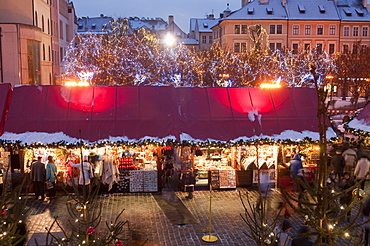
[76,204,83,211]
[87,226,95,235]
[115,241,123,246]
[352,188,365,198]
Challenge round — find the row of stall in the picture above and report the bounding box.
[0,84,367,192]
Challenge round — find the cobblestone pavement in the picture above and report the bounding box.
[24,185,369,246]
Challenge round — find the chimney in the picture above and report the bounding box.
[281,0,286,6]
[241,0,248,7]
[168,15,174,24]
[260,0,269,3]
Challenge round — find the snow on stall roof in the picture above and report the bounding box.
[181,128,336,143]
[0,128,337,145]
[0,132,177,145]
[347,118,370,133]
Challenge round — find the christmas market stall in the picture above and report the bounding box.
[0,83,12,188]
[346,102,370,148]
[0,85,336,192]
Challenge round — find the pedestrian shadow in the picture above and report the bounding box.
[152,190,199,225]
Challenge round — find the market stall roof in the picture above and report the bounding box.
[0,85,336,144]
[0,83,12,136]
[347,102,370,133]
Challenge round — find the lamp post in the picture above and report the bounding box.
[325,75,334,104]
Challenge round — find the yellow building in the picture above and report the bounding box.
[212,0,370,54]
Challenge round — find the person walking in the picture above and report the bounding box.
[30,156,46,200]
[354,155,370,190]
[331,149,345,180]
[45,156,57,201]
[342,145,357,175]
[339,172,356,221]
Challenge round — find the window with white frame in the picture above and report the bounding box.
[241,25,248,34]
[363,27,368,36]
[317,25,323,35]
[234,25,240,34]
[343,27,349,36]
[270,25,275,34]
[241,43,247,52]
[305,25,311,35]
[293,25,299,35]
[330,25,336,35]
[277,25,282,34]
[329,44,335,54]
[353,27,359,36]
[202,36,207,44]
[234,43,241,52]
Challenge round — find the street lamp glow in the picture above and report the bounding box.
[164,34,176,47]
[64,81,90,87]
[260,83,281,89]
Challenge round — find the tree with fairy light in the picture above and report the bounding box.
[43,143,133,246]
[63,19,157,86]
[0,170,27,246]
[239,48,367,246]
[280,49,367,246]
[334,41,370,106]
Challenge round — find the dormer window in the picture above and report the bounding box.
[356,9,364,16]
[298,5,306,13]
[248,7,254,14]
[344,9,352,16]
[318,5,325,13]
[266,8,273,14]
[78,24,83,29]
[203,23,208,28]
[91,24,96,29]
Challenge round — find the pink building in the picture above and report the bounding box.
[0,0,76,86]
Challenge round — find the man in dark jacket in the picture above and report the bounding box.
[30,156,46,200]
[339,172,356,221]
[331,149,345,180]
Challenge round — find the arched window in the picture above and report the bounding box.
[48,19,50,34]
[43,44,46,61]
[48,45,51,61]
[35,12,38,27]
[42,16,45,32]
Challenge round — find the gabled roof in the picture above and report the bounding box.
[224,0,288,20]
[77,16,114,34]
[128,17,167,31]
[286,0,339,20]
[0,86,335,144]
[196,19,219,33]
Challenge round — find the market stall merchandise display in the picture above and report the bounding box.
[0,85,338,192]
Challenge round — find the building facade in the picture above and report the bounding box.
[212,0,370,54]
[0,0,76,86]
